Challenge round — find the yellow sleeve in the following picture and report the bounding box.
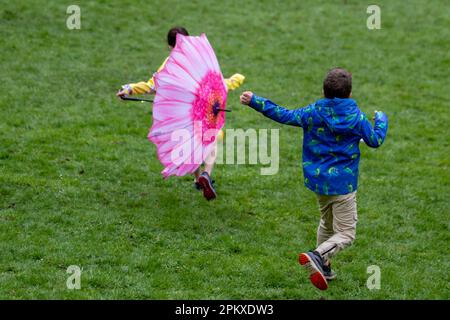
[129,81,153,95]
[126,57,170,95]
[224,73,245,91]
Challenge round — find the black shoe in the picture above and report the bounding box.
[322,263,337,281]
[197,172,217,201]
[298,251,328,290]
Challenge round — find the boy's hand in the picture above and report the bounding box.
[373,110,383,120]
[240,91,253,105]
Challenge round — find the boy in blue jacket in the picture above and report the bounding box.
[240,68,388,290]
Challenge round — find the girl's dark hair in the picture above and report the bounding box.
[167,26,189,47]
[323,68,352,98]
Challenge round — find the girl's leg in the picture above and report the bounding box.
[193,167,202,181]
[195,142,218,200]
[203,142,218,176]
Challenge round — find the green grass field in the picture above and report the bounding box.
[0,0,449,299]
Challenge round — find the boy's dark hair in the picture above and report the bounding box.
[167,26,189,47]
[323,68,352,99]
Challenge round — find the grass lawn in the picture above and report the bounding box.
[0,0,449,299]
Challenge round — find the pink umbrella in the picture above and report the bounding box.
[148,33,229,177]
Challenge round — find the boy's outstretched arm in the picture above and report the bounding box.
[240,91,305,127]
[358,111,388,148]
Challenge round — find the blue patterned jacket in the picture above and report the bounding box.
[249,95,388,195]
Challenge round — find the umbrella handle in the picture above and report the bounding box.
[120,95,153,103]
[216,108,231,112]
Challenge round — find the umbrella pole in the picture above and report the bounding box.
[212,102,231,114]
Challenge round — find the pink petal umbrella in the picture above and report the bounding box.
[148,33,229,178]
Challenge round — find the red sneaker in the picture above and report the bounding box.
[298,251,328,290]
[197,172,217,201]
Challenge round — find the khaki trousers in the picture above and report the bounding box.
[315,191,357,261]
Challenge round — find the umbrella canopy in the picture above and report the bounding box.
[148,33,227,177]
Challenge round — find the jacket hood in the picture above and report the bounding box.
[315,98,360,133]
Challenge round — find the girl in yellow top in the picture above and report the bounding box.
[117,26,245,201]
